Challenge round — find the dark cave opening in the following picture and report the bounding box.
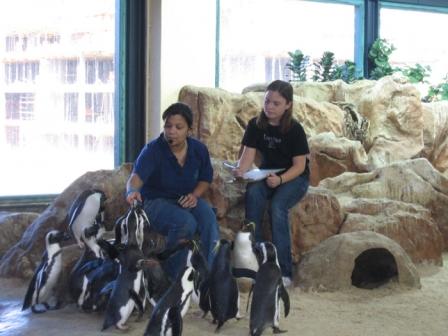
[351,248,398,289]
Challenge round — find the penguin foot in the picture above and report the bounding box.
[273,326,287,334]
[116,323,129,330]
[31,304,48,314]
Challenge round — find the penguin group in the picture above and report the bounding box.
[22,189,292,336]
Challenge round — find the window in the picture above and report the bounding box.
[85,58,114,84]
[64,93,79,122]
[85,92,114,123]
[380,6,448,86]
[5,62,39,84]
[219,0,357,93]
[5,93,35,120]
[0,0,116,196]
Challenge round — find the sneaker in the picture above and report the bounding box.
[282,276,292,288]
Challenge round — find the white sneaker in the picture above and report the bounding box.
[282,276,292,288]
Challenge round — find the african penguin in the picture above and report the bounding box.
[209,239,241,332]
[144,266,196,336]
[249,242,290,336]
[102,243,147,331]
[68,189,106,256]
[231,220,258,281]
[115,201,150,250]
[22,230,71,313]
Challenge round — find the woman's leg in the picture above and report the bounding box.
[143,198,197,280]
[270,175,309,278]
[245,180,272,242]
[190,198,220,267]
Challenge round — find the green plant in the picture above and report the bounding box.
[368,38,396,80]
[422,74,448,102]
[312,51,337,82]
[286,49,309,82]
[401,63,431,84]
[332,60,359,83]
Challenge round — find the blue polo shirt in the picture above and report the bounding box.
[133,134,213,200]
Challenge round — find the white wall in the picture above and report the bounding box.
[146,0,216,139]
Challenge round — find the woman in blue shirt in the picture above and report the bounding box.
[232,80,310,287]
[126,102,219,279]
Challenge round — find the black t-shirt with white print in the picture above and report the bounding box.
[242,117,310,177]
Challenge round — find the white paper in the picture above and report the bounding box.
[242,168,284,181]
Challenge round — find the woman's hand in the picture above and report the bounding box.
[266,173,282,188]
[178,193,198,208]
[126,191,142,205]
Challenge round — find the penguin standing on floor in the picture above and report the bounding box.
[209,239,241,332]
[22,230,71,313]
[68,189,107,257]
[249,242,290,336]
[101,243,147,331]
[231,220,258,281]
[144,266,196,336]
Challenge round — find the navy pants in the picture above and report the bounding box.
[245,175,309,278]
[144,197,219,280]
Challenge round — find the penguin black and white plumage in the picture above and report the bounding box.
[209,239,241,332]
[102,243,147,331]
[22,230,71,313]
[231,221,258,281]
[144,266,196,336]
[68,247,104,308]
[68,189,107,256]
[115,201,150,251]
[249,242,290,336]
[186,240,210,317]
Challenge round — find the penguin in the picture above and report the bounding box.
[231,220,258,281]
[68,189,107,256]
[22,230,71,313]
[143,266,196,336]
[80,257,119,312]
[101,243,147,331]
[115,201,150,250]
[209,239,241,332]
[68,246,104,308]
[249,242,290,336]
[186,240,211,317]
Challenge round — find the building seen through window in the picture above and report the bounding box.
[0,0,115,196]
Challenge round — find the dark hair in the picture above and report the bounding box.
[257,80,294,133]
[162,102,193,129]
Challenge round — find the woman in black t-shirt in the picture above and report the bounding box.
[232,80,310,287]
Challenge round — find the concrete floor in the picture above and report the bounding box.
[0,277,251,336]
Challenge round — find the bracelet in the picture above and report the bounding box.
[126,188,140,197]
[279,175,283,185]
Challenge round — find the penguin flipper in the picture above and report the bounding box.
[99,280,116,296]
[279,285,290,318]
[129,289,144,320]
[22,269,40,311]
[168,306,183,336]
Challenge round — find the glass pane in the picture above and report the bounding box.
[0,0,115,196]
[380,7,448,86]
[219,0,356,93]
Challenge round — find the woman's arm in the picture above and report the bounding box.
[125,173,144,204]
[232,146,257,177]
[266,154,307,188]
